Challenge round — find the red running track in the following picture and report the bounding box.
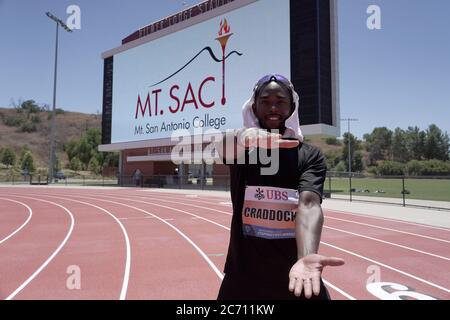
[0,187,449,300]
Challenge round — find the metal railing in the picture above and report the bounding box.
[1,171,449,210]
[325,172,450,210]
[117,174,231,191]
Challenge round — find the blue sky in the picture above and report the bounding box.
[0,0,449,139]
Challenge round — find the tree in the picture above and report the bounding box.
[363,127,393,164]
[20,100,41,115]
[103,152,119,168]
[69,157,82,171]
[334,161,347,172]
[1,147,16,168]
[392,128,409,163]
[353,151,364,172]
[64,128,118,174]
[19,145,31,165]
[85,128,101,148]
[64,139,79,162]
[88,157,100,174]
[324,150,341,170]
[55,154,61,172]
[20,151,36,173]
[342,133,362,171]
[424,124,449,161]
[77,137,92,169]
[405,126,426,161]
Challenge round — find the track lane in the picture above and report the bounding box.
[0,195,74,300]
[3,187,449,300]
[0,198,32,245]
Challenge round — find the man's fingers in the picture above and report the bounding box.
[278,139,300,149]
[312,276,321,296]
[288,276,296,292]
[321,257,345,267]
[303,279,313,299]
[294,278,303,297]
[258,137,299,149]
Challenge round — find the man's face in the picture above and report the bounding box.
[253,81,293,130]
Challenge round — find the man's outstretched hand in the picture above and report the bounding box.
[288,254,345,298]
[238,128,299,149]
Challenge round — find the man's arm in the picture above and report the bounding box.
[215,130,245,163]
[288,151,345,299]
[288,191,344,299]
[296,191,324,258]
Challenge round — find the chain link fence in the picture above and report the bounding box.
[1,170,449,210]
[325,172,450,210]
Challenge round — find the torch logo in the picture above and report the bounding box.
[216,19,233,105]
[149,18,243,107]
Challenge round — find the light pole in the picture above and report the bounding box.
[46,12,72,183]
[340,118,358,173]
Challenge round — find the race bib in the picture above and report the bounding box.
[242,186,298,239]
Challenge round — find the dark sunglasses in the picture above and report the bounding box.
[253,74,294,93]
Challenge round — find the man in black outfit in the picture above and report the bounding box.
[216,75,344,300]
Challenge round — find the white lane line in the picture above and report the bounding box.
[111,194,450,257]
[321,241,450,294]
[138,193,450,233]
[63,194,224,281]
[64,193,354,299]
[4,196,74,300]
[130,194,450,257]
[25,194,132,301]
[322,278,356,300]
[0,198,33,245]
[124,194,233,216]
[118,217,155,221]
[134,193,232,210]
[13,191,370,300]
[112,193,450,294]
[84,194,231,231]
[325,216,450,244]
[326,209,450,232]
[324,225,450,261]
[5,192,131,300]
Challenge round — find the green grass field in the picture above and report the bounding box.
[326,177,450,202]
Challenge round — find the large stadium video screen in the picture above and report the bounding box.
[111,0,290,144]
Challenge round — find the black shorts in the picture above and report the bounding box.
[217,273,331,300]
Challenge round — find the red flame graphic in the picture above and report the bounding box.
[218,19,231,36]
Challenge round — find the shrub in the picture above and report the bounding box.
[376,161,405,176]
[88,157,100,174]
[18,122,37,133]
[405,160,450,176]
[325,137,341,145]
[4,115,24,127]
[31,115,41,124]
[366,166,378,175]
[69,157,82,171]
[1,147,16,168]
[20,151,36,173]
[334,161,347,173]
[405,160,424,176]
